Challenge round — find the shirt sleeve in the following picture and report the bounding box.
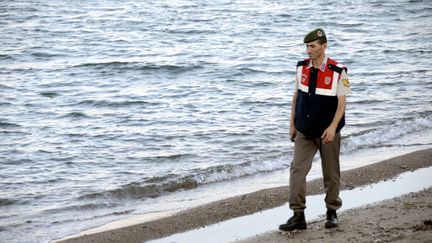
[336,69,351,96]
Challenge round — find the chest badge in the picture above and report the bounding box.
[324,76,331,85]
[301,74,307,83]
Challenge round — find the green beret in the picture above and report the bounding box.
[303,28,327,43]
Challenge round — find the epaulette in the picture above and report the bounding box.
[297,60,309,67]
[328,64,348,74]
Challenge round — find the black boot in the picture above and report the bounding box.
[279,212,307,231]
[324,210,338,228]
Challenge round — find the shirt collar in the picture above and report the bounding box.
[307,56,328,72]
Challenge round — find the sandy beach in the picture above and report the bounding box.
[54,148,432,243]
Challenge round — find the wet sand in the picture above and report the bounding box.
[54,148,432,243]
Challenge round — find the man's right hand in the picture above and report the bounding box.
[290,127,297,142]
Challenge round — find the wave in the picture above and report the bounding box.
[348,98,387,105]
[31,51,63,58]
[59,111,91,119]
[167,28,215,35]
[79,176,199,200]
[76,99,163,108]
[73,61,136,68]
[0,121,20,128]
[353,68,430,76]
[144,153,194,160]
[0,198,17,207]
[73,61,203,74]
[240,99,289,107]
[334,22,364,28]
[237,67,271,74]
[232,67,283,77]
[0,84,13,89]
[343,114,432,152]
[224,79,281,89]
[43,202,119,214]
[39,91,59,98]
[191,155,291,184]
[0,54,14,61]
[79,155,291,200]
[0,102,13,107]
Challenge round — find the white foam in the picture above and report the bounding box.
[344,115,432,152]
[193,155,291,184]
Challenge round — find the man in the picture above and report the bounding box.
[279,28,351,231]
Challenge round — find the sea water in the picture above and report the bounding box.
[1,0,432,242]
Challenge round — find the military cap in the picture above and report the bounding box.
[303,28,327,43]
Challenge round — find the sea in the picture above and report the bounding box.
[1,0,432,242]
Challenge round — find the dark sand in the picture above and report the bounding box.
[54,148,432,243]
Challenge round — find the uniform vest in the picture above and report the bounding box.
[294,57,347,138]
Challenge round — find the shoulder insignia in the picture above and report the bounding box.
[342,79,350,87]
[297,60,309,67]
[328,64,348,74]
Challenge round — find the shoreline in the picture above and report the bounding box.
[54,148,432,243]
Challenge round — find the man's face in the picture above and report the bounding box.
[306,40,327,60]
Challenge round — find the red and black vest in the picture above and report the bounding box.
[294,57,347,138]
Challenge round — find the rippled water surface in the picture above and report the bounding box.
[1,0,432,242]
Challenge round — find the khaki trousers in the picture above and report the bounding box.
[289,132,342,212]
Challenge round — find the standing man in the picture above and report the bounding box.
[279,28,351,231]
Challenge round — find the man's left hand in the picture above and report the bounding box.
[321,126,336,144]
